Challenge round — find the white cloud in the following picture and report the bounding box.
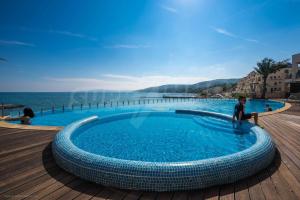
[245,38,259,43]
[0,40,35,47]
[211,26,259,43]
[211,27,236,38]
[19,27,98,41]
[45,74,208,91]
[48,30,98,41]
[160,5,178,13]
[104,44,151,49]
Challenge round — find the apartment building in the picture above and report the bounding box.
[235,53,300,98]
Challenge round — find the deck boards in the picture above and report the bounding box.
[1,106,300,199]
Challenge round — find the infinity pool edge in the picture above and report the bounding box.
[1,99,289,130]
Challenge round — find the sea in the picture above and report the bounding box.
[0,92,194,115]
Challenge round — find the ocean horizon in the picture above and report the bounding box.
[0,92,196,114]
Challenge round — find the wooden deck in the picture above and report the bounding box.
[1,108,300,199]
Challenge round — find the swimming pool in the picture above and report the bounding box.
[16,99,284,126]
[52,110,275,191]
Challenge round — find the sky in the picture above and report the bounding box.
[0,0,300,92]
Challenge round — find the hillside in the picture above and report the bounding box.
[136,79,240,93]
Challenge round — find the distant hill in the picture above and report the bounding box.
[136,79,240,93]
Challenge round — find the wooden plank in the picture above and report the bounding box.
[247,176,265,200]
[172,192,188,200]
[0,169,62,200]
[219,184,234,200]
[203,186,219,200]
[277,161,300,198]
[57,181,96,200]
[0,164,57,194]
[106,189,127,200]
[0,139,52,157]
[257,168,281,200]
[268,165,298,200]
[90,188,115,200]
[276,147,300,183]
[0,129,42,137]
[122,190,143,200]
[139,192,158,200]
[0,149,51,171]
[187,190,205,200]
[0,134,54,152]
[234,180,250,200]
[22,174,76,200]
[39,178,83,200]
[0,130,54,144]
[72,185,104,200]
[0,156,54,179]
[156,192,173,200]
[0,143,50,164]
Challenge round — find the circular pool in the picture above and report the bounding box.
[52,110,275,191]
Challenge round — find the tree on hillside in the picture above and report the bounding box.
[254,58,289,99]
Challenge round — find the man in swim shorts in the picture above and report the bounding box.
[232,96,258,125]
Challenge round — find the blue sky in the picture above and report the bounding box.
[0,0,299,92]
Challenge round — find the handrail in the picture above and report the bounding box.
[2,97,276,117]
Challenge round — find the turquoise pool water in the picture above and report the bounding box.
[12,99,284,126]
[53,110,275,190]
[71,112,257,162]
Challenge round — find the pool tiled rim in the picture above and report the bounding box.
[52,110,275,191]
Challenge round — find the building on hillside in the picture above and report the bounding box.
[234,53,300,99]
[290,53,300,98]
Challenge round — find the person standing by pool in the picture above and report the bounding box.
[232,96,258,125]
[2,107,35,125]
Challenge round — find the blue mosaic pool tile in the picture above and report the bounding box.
[52,111,275,191]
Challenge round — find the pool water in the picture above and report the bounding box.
[22,99,283,126]
[71,112,257,162]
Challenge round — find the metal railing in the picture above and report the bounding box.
[1,97,236,117]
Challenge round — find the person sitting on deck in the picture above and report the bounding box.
[265,104,273,112]
[3,107,35,125]
[232,96,258,125]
